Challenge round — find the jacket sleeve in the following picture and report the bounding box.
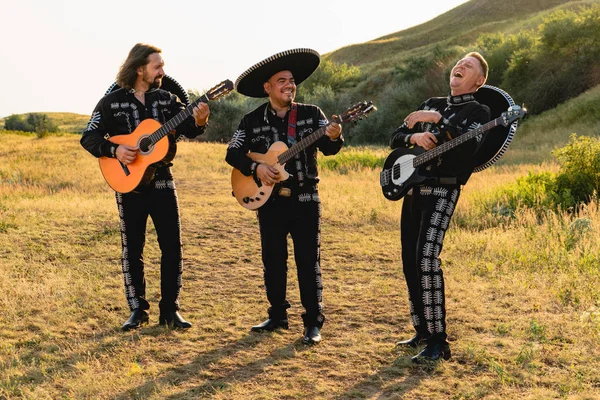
[315,107,344,156]
[389,100,428,149]
[171,94,206,140]
[80,98,115,158]
[225,116,254,176]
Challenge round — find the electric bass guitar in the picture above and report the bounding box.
[99,79,234,193]
[380,105,525,201]
[231,101,377,210]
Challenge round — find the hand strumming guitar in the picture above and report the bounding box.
[410,132,438,150]
[116,144,139,165]
[256,164,280,186]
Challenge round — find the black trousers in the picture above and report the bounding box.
[115,174,183,313]
[256,195,325,328]
[400,184,461,343]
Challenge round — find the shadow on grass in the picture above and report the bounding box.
[117,332,311,399]
[334,346,440,399]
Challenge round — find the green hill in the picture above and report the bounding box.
[295,0,600,147]
[0,112,90,133]
[326,0,584,70]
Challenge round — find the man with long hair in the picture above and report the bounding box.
[391,52,490,362]
[81,43,209,330]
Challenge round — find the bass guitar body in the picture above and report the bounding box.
[231,141,290,210]
[98,119,173,193]
[380,147,427,201]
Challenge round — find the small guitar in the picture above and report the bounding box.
[231,101,377,210]
[99,79,234,193]
[380,105,525,201]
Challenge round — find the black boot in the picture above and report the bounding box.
[159,311,192,329]
[122,309,149,331]
[396,333,429,348]
[302,326,321,345]
[411,341,451,363]
[251,318,289,332]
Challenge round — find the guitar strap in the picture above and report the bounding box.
[287,103,298,144]
[277,103,298,198]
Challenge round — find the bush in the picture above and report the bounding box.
[4,113,58,136]
[490,134,600,214]
[496,4,600,113]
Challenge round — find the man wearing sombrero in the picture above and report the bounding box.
[226,48,342,344]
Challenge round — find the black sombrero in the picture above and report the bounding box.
[104,74,190,106]
[472,85,519,172]
[235,48,320,98]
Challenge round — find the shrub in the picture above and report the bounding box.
[490,134,600,214]
[4,113,58,136]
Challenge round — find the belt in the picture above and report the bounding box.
[422,177,459,185]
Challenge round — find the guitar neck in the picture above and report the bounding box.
[277,118,340,165]
[146,94,209,146]
[413,117,502,167]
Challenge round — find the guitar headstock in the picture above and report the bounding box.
[204,79,235,101]
[500,105,527,126]
[335,101,377,124]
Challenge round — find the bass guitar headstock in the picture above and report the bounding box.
[500,105,527,126]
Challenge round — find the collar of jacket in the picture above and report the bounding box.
[447,93,476,105]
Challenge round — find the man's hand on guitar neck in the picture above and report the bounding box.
[116,144,139,165]
[256,164,280,186]
[410,132,438,150]
[325,115,342,141]
[193,102,210,126]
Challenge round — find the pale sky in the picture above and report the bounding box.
[0,0,470,117]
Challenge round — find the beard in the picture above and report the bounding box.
[143,70,162,89]
[150,77,162,89]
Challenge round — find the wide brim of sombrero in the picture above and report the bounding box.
[235,48,320,98]
[104,75,190,106]
[472,85,518,172]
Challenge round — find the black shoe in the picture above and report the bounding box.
[251,318,289,332]
[395,333,428,348]
[159,311,192,329]
[122,309,149,331]
[302,326,321,345]
[411,342,451,363]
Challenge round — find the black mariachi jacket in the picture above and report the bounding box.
[80,87,205,160]
[225,102,343,197]
[389,93,490,184]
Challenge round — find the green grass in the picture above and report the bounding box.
[1,131,599,399]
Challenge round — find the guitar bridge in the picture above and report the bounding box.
[380,170,390,186]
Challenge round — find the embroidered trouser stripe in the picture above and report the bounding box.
[115,181,183,313]
[257,196,325,327]
[400,184,460,342]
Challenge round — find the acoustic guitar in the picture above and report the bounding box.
[231,101,376,210]
[99,80,233,193]
[380,105,525,201]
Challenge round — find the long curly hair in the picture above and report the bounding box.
[116,43,162,89]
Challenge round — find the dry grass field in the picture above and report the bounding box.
[1,131,599,399]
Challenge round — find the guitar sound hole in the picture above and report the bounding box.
[139,138,152,152]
